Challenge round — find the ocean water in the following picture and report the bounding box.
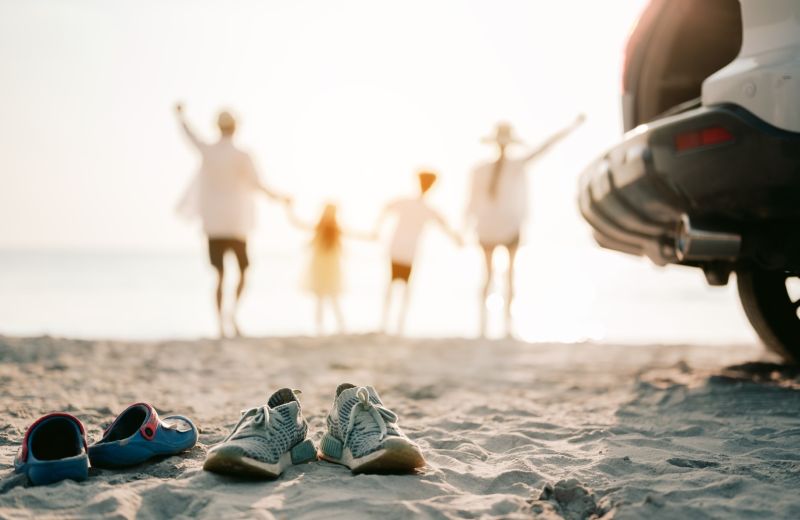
[0,245,758,344]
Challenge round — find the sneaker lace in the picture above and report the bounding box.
[219,390,302,445]
[221,405,271,443]
[344,387,398,447]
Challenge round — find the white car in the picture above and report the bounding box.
[579,0,800,361]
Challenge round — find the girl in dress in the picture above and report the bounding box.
[286,203,372,335]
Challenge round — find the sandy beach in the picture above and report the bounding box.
[1,335,799,519]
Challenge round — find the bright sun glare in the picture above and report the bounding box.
[1,0,757,344]
[0,0,644,251]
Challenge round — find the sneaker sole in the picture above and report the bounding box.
[320,436,425,474]
[203,439,316,479]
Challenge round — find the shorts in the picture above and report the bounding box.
[208,238,249,271]
[390,261,413,282]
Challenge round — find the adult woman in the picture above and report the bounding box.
[467,116,584,337]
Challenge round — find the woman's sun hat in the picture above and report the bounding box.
[481,122,524,146]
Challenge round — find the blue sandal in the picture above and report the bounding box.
[88,402,198,468]
[14,413,89,486]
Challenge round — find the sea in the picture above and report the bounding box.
[0,244,758,345]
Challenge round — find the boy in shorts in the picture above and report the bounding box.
[375,171,461,334]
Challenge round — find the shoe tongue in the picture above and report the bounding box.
[267,388,298,409]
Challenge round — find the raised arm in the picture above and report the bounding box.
[523,113,585,164]
[174,103,206,150]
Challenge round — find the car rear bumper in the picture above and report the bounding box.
[579,104,800,267]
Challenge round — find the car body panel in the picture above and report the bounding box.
[579,104,800,267]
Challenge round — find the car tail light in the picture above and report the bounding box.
[675,126,734,152]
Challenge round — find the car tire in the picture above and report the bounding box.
[737,267,800,364]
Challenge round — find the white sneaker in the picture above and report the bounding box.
[203,388,317,479]
[319,384,425,473]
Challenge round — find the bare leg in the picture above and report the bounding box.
[397,281,410,336]
[231,267,247,337]
[381,281,394,333]
[315,295,324,336]
[505,244,518,338]
[480,245,495,338]
[214,267,225,338]
[331,296,345,334]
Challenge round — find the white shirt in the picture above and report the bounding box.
[386,197,444,265]
[467,157,528,245]
[178,136,262,240]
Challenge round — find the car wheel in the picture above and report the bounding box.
[737,268,800,364]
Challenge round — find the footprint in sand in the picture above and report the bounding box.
[666,457,720,469]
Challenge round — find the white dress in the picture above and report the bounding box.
[467,158,528,246]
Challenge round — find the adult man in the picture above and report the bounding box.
[467,115,584,338]
[175,104,290,337]
[375,171,461,335]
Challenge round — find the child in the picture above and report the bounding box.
[375,171,461,335]
[286,203,370,335]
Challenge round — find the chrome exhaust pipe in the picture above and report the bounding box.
[675,214,741,261]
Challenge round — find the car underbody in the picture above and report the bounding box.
[579,0,800,362]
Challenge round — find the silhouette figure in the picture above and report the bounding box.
[175,103,290,338]
[375,171,461,335]
[286,202,372,335]
[467,115,584,337]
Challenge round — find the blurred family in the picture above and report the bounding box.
[175,104,583,338]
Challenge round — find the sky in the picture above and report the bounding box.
[0,0,647,253]
[0,0,763,344]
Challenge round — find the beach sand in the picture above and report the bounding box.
[1,335,799,519]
